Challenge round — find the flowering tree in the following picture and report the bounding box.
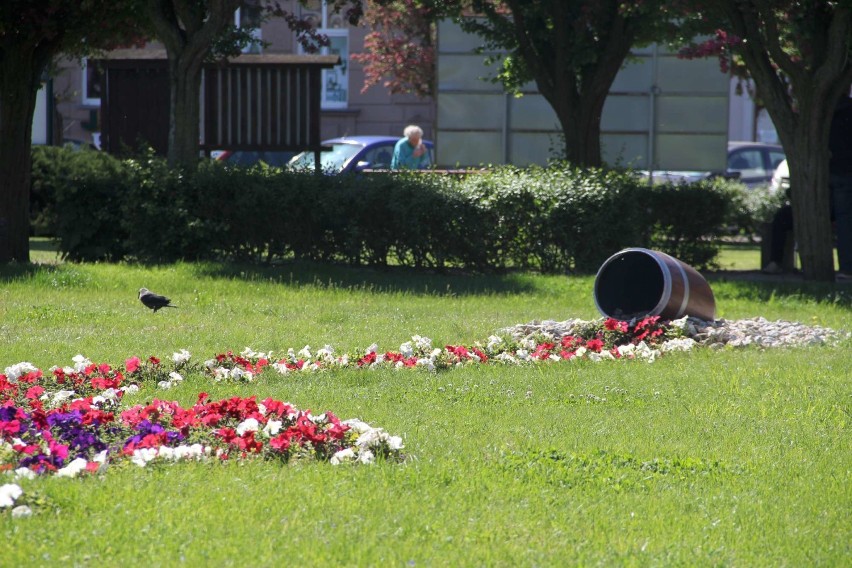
[351,1,682,167]
[677,1,852,281]
[350,0,436,97]
[0,0,146,263]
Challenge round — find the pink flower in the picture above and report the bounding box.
[125,357,141,373]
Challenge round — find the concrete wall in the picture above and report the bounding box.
[436,20,731,171]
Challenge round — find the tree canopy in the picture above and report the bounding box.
[0,0,146,263]
[677,1,852,281]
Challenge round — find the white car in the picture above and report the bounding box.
[769,159,789,194]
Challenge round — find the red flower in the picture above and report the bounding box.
[25,386,45,399]
[357,352,378,367]
[125,357,141,373]
[585,338,605,352]
[604,318,628,333]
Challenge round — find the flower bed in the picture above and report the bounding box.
[0,316,685,487]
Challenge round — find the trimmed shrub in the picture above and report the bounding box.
[35,150,754,272]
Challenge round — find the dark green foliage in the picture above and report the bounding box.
[33,150,763,272]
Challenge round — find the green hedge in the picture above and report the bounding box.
[31,147,771,272]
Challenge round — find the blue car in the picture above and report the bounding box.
[287,135,434,174]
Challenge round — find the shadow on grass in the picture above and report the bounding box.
[190,260,541,297]
[708,278,852,308]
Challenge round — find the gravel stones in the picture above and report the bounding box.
[503,316,849,350]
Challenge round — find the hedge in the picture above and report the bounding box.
[31,146,773,272]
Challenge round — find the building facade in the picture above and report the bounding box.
[48,1,436,150]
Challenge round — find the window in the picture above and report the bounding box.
[236,1,263,54]
[300,1,349,109]
[82,59,103,106]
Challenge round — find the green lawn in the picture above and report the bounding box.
[1,244,850,565]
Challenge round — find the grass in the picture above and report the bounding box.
[1,242,851,565]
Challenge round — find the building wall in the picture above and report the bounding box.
[48,2,435,150]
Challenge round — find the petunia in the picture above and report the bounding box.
[172,349,191,365]
[125,357,141,373]
[0,484,23,508]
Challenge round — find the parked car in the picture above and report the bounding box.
[287,135,434,174]
[637,141,785,187]
[769,159,790,194]
[215,150,297,168]
[726,141,786,188]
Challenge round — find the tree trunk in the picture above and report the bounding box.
[785,114,835,281]
[547,92,605,167]
[0,58,41,263]
[167,57,203,168]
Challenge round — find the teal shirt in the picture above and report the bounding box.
[391,138,430,170]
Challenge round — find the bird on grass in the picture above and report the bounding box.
[138,287,178,312]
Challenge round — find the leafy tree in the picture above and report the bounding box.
[677,1,852,281]
[350,0,437,97]
[0,0,145,263]
[145,0,246,168]
[352,1,681,167]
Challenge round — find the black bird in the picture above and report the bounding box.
[138,287,178,312]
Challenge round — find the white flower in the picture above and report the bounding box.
[617,344,636,357]
[387,436,404,451]
[365,343,379,354]
[235,418,260,436]
[412,335,432,350]
[494,352,518,364]
[358,450,375,464]
[661,338,696,352]
[72,354,91,372]
[399,342,414,358]
[416,358,435,371]
[131,447,159,467]
[342,419,372,434]
[11,505,32,518]
[56,457,89,478]
[330,448,356,465]
[316,345,335,361]
[520,338,537,350]
[3,362,38,383]
[308,413,327,424]
[172,349,191,365]
[486,335,504,352]
[297,345,312,359]
[515,349,530,361]
[51,390,77,405]
[158,380,173,390]
[204,359,217,369]
[0,484,23,508]
[13,468,36,481]
[168,371,183,382]
[263,420,282,437]
[122,384,140,395]
[272,361,290,374]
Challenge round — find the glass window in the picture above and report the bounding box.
[236,1,262,54]
[300,1,349,109]
[288,142,363,172]
[728,149,764,173]
[769,150,786,171]
[361,144,395,168]
[82,59,102,106]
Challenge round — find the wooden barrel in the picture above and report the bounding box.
[593,248,716,321]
